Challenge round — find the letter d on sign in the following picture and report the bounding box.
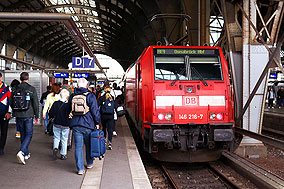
[72,57,83,68]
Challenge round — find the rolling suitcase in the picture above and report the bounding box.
[90,129,105,159]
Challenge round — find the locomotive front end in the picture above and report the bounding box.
[148,47,234,162]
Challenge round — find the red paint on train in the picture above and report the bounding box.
[125,46,234,162]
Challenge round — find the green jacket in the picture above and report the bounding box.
[11,82,39,119]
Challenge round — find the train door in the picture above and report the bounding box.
[135,62,141,123]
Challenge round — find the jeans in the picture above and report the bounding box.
[53,126,70,155]
[44,112,48,131]
[278,98,284,107]
[16,121,20,133]
[16,117,33,156]
[0,115,9,150]
[73,126,93,171]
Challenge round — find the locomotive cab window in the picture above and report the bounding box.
[155,57,187,80]
[189,57,222,81]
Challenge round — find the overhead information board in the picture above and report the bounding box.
[74,73,89,78]
[155,49,217,55]
[53,73,69,78]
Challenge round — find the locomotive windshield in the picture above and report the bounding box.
[154,49,223,81]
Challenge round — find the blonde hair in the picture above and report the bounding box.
[104,87,113,100]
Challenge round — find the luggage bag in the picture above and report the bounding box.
[90,129,105,159]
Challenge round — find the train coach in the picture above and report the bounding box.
[125,46,235,162]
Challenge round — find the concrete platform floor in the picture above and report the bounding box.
[0,116,152,189]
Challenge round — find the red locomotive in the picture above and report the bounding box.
[125,46,234,162]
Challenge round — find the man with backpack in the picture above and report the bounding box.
[0,73,12,155]
[68,78,100,175]
[11,72,39,165]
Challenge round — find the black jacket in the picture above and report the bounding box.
[11,82,39,119]
[49,101,70,127]
[40,91,51,104]
[277,89,284,99]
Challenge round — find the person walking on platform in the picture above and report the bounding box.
[0,73,12,155]
[11,72,39,164]
[10,79,20,138]
[267,87,276,108]
[98,86,116,150]
[277,87,284,108]
[49,89,70,160]
[62,80,73,95]
[42,83,60,134]
[112,83,122,137]
[40,85,51,134]
[68,78,100,175]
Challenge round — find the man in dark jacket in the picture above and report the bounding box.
[68,78,100,175]
[277,87,284,108]
[11,72,39,165]
[0,73,12,155]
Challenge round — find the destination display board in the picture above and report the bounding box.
[155,48,217,55]
[74,73,89,78]
[269,73,277,79]
[53,73,69,78]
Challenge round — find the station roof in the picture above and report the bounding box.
[0,0,283,70]
[0,0,159,70]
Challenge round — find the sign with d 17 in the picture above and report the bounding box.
[72,57,95,68]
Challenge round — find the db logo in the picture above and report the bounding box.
[184,96,198,105]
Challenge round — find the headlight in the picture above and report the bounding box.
[157,113,173,121]
[165,113,173,120]
[158,113,164,120]
[209,113,224,121]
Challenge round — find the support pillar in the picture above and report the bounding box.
[5,43,17,70]
[17,49,26,70]
[235,0,267,157]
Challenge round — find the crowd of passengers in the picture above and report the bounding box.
[0,72,124,175]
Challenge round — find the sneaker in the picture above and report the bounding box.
[113,131,117,136]
[53,148,58,160]
[78,170,85,175]
[25,153,31,160]
[15,133,21,139]
[60,155,68,160]
[87,163,95,169]
[108,144,112,150]
[272,107,274,109]
[45,130,48,134]
[17,151,26,165]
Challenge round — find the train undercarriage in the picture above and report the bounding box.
[142,123,234,162]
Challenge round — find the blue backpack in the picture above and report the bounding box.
[101,99,115,114]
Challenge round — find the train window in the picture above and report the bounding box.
[189,57,223,80]
[155,57,187,80]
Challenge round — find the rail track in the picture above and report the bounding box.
[159,151,284,189]
[161,162,238,189]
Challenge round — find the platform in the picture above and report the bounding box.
[0,117,151,189]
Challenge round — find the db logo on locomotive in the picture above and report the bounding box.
[184,96,198,105]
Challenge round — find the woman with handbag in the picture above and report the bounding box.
[49,89,70,160]
[42,83,60,134]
